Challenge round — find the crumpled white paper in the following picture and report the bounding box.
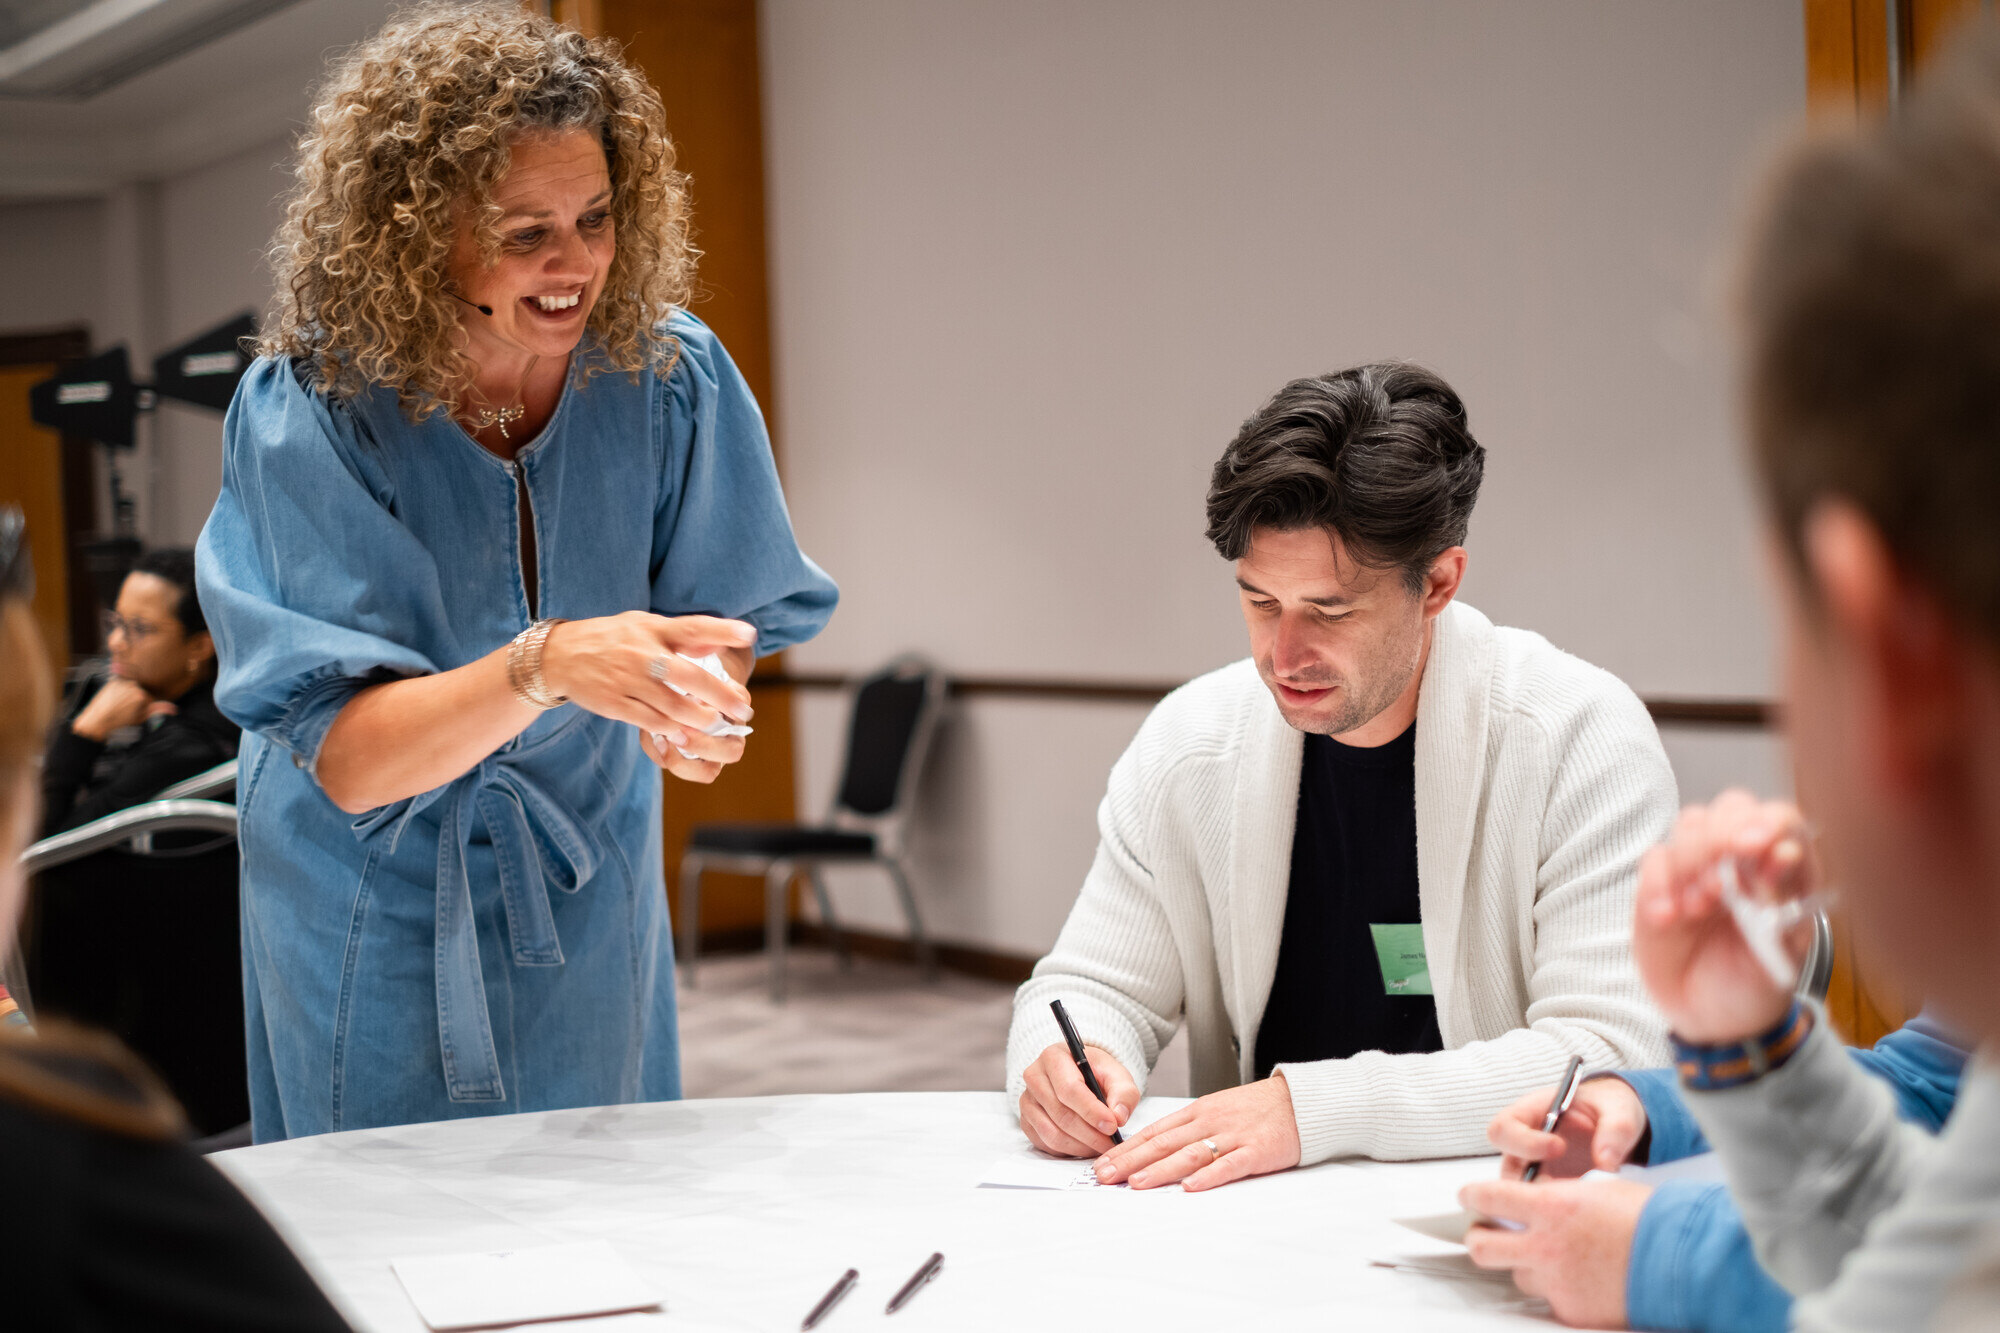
[656,651,752,761]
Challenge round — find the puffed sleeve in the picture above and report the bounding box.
[195,359,443,778]
[648,312,837,654]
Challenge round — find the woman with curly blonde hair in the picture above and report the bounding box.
[196,2,836,1140]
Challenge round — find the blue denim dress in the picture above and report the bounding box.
[195,313,836,1141]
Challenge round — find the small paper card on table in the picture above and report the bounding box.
[979,1153,1133,1190]
[1393,1209,1525,1244]
[392,1239,661,1330]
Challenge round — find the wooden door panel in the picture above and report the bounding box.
[0,364,72,680]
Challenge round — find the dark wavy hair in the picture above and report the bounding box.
[1205,363,1486,591]
[130,548,204,637]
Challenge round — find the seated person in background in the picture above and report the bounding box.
[1463,807,1967,1328]
[41,547,238,837]
[30,547,246,1135]
[0,509,349,1330]
[1008,363,1679,1189]
[1520,36,2000,1326]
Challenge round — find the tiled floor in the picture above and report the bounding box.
[675,947,1018,1098]
[674,945,1194,1101]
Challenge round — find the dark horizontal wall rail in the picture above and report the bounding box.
[752,673,1778,729]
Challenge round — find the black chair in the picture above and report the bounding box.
[12,760,248,1144]
[678,656,943,1001]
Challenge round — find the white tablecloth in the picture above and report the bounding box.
[214,1092,1552,1332]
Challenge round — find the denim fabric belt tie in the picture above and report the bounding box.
[428,752,597,1102]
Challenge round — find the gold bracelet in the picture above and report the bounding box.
[506,618,570,709]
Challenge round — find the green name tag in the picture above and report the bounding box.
[1369,923,1432,996]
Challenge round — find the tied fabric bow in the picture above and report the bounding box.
[354,739,599,1102]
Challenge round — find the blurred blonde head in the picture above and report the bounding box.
[263,1,696,417]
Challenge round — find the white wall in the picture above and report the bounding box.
[148,136,295,546]
[764,0,1804,955]
[0,198,104,336]
[0,138,292,548]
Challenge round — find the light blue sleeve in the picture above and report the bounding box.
[195,358,444,776]
[1627,1182,1793,1333]
[649,311,837,656]
[1617,1010,1969,1166]
[1619,1068,1711,1164]
[1845,1009,1968,1131]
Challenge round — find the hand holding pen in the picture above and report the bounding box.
[1016,999,1139,1158]
[1518,1056,1583,1183]
[1484,1072,1651,1178]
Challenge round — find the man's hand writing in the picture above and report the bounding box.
[1018,1043,1138,1159]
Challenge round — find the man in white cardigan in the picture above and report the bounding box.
[1008,363,1677,1189]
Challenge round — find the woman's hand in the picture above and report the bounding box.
[541,613,758,784]
[71,677,175,742]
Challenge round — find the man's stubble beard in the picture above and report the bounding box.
[1278,669,1411,737]
[1268,617,1427,738]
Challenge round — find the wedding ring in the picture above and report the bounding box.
[1202,1138,1220,1162]
[647,653,671,683]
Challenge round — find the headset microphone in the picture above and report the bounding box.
[447,290,494,316]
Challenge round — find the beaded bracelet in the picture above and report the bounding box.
[506,618,570,710]
[1673,1001,1813,1092]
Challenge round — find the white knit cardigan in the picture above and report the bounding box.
[1007,600,1679,1163]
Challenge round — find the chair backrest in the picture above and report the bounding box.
[830,656,944,833]
[22,799,239,876]
[155,758,238,801]
[11,798,242,1024]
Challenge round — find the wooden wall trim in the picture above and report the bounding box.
[0,329,89,365]
[1,328,98,659]
[751,672,1778,729]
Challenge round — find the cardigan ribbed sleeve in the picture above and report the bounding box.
[1007,703,1230,1101]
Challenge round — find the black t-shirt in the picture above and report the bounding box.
[1253,722,1442,1079]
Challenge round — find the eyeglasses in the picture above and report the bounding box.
[101,610,165,644]
[0,506,31,601]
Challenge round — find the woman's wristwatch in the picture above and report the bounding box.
[507,618,570,709]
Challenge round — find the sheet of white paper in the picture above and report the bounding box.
[1367,1251,1518,1285]
[502,1317,673,1333]
[979,1153,1135,1190]
[973,1097,1191,1191]
[391,1240,660,1330]
[1392,1209,1523,1244]
[1601,1150,1723,1185]
[1391,1154,1722,1252]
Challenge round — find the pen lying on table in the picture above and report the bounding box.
[886,1252,943,1315]
[801,1267,857,1330]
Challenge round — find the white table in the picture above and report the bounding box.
[215,1092,1551,1332]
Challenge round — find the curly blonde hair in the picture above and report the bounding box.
[265,1,696,417]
